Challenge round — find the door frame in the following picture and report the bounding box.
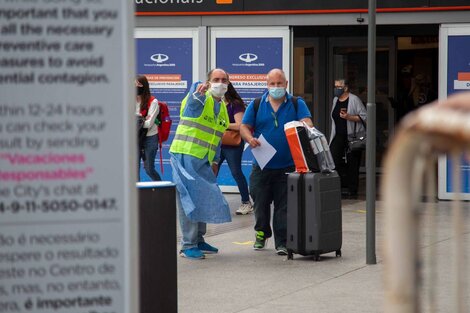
[291,37,329,134]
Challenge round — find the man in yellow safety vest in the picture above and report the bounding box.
[170,68,231,260]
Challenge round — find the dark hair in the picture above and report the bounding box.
[335,78,349,87]
[225,82,246,110]
[137,75,151,112]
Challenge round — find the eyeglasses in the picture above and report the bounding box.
[334,86,345,89]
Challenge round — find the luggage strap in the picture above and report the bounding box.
[253,96,298,120]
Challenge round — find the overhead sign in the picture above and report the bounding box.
[0,1,137,312]
[135,0,470,15]
[438,24,470,200]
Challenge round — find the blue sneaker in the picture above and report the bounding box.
[198,242,219,254]
[179,247,205,259]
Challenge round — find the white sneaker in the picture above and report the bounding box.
[235,202,254,215]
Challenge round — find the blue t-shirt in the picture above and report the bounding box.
[242,91,312,169]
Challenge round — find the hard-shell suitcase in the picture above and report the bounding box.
[286,171,342,260]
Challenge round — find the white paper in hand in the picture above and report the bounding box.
[251,134,276,170]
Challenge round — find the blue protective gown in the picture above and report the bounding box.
[170,83,231,223]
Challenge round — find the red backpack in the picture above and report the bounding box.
[155,100,172,174]
[156,100,172,144]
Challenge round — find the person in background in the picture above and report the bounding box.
[240,68,313,255]
[328,78,367,199]
[136,75,161,181]
[218,82,253,215]
[169,68,231,260]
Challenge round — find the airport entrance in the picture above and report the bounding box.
[293,27,438,169]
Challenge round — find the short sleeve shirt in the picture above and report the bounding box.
[242,92,312,169]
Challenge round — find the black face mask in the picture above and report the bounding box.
[334,88,344,97]
[137,86,144,95]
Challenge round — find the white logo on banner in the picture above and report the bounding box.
[232,53,264,67]
[145,53,175,67]
[150,53,169,63]
[239,53,258,63]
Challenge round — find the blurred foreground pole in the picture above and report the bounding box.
[366,0,377,265]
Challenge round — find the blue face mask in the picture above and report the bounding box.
[269,87,286,99]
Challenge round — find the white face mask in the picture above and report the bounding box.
[209,82,228,98]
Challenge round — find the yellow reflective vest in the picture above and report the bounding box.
[170,91,229,163]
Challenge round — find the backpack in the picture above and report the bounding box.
[155,100,172,145]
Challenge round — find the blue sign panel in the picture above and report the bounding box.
[446,35,470,193]
[136,38,193,181]
[215,37,283,186]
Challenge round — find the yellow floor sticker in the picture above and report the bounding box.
[353,209,381,214]
[232,241,254,245]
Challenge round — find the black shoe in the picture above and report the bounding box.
[342,191,358,199]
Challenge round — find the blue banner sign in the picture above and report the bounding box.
[136,38,193,181]
[445,35,470,194]
[215,37,283,186]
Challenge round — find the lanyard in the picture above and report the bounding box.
[271,111,278,128]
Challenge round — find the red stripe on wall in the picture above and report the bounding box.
[135,6,470,16]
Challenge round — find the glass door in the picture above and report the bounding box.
[329,37,396,168]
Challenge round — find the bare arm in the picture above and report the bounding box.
[227,112,244,131]
[300,117,313,127]
[240,123,261,148]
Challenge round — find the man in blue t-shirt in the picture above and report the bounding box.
[240,68,313,255]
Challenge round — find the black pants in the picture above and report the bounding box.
[249,165,295,248]
[330,134,362,194]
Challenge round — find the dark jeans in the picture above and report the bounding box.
[330,133,362,194]
[249,165,294,248]
[218,142,250,203]
[140,134,162,181]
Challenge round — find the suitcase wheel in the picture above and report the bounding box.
[313,252,320,261]
[335,250,342,257]
[287,250,294,260]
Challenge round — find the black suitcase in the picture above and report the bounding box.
[286,171,342,261]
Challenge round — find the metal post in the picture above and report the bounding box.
[366,0,377,265]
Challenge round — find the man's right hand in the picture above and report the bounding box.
[196,82,209,95]
[248,137,261,148]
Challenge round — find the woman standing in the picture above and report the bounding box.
[136,75,162,181]
[329,78,366,199]
[218,82,253,215]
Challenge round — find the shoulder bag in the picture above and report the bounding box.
[221,129,241,146]
[347,116,366,152]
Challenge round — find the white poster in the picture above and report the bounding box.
[0,1,138,312]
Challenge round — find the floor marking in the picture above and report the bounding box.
[232,241,254,245]
[353,209,381,213]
